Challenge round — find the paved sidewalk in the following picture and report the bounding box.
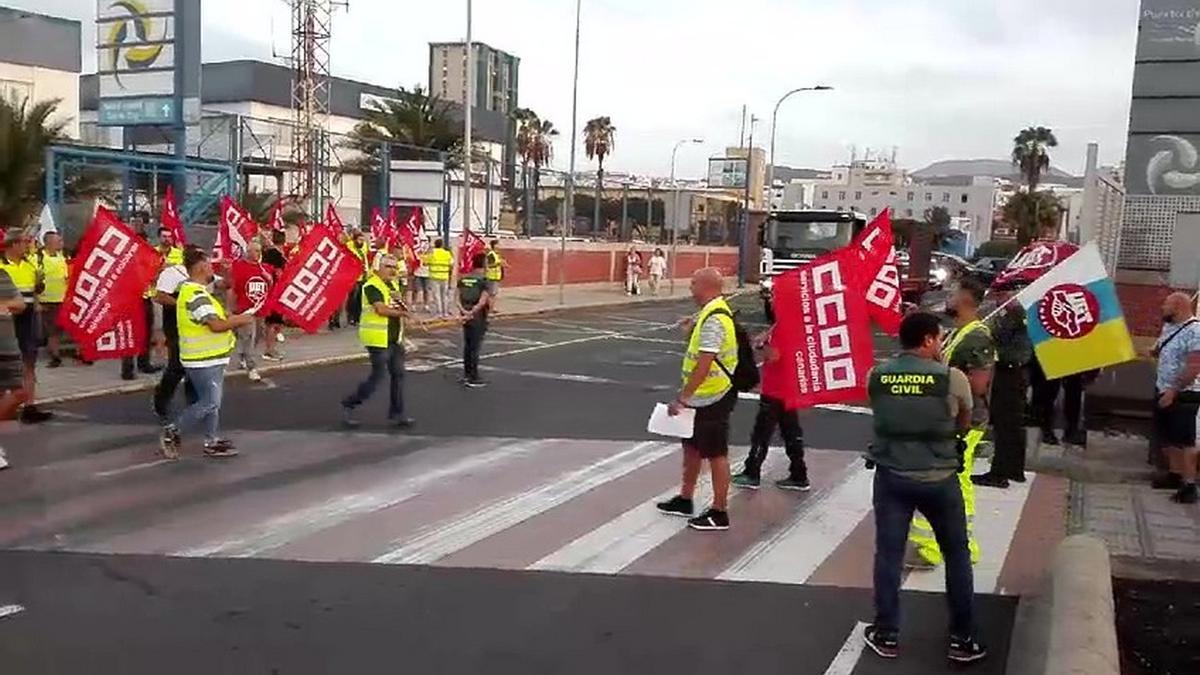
[34,281,720,405]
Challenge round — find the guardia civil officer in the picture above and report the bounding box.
[457,252,494,388]
[863,311,987,665]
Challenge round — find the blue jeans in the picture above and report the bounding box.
[175,364,226,442]
[343,345,405,418]
[873,468,976,638]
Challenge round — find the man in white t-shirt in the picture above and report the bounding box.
[152,254,198,428]
[647,249,668,295]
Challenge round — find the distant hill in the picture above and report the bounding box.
[913,159,1080,185]
[769,166,830,182]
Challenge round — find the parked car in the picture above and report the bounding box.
[965,255,1012,285]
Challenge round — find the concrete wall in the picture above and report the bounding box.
[0,62,79,137]
[463,239,739,288]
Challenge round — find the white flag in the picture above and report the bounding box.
[36,204,58,242]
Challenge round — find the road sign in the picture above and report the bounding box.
[98,97,177,126]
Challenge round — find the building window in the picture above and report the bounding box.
[959,210,967,218]
[821,190,829,199]
[925,193,932,202]
[854,191,862,200]
[870,207,878,216]
[942,193,950,202]
[907,192,914,202]
[0,79,32,103]
[961,193,969,204]
[905,209,913,217]
[838,191,846,200]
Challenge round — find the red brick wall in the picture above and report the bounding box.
[500,249,546,287]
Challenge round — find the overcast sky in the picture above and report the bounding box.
[23,0,1142,178]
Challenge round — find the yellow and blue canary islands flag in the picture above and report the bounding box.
[1015,242,1135,379]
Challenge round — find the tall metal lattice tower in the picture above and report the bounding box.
[288,0,335,216]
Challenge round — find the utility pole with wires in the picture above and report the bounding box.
[288,0,346,218]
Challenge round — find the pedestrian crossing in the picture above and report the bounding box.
[0,425,1066,596]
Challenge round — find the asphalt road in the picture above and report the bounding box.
[0,296,1036,675]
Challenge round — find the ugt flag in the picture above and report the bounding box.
[771,247,876,409]
[59,207,163,361]
[215,196,259,261]
[262,224,364,333]
[992,238,1079,290]
[1015,241,1135,379]
[850,209,903,336]
[458,229,487,275]
[161,185,187,245]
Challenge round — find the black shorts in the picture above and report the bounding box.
[14,311,38,362]
[1154,391,1199,448]
[684,389,739,459]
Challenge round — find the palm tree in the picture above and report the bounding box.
[514,109,558,234]
[1011,126,1058,191]
[1003,191,1063,245]
[0,96,68,230]
[340,85,465,174]
[583,116,615,233]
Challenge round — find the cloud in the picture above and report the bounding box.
[18,0,1143,176]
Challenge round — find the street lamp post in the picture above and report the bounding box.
[767,85,833,209]
[560,0,582,305]
[739,116,758,287]
[669,138,704,295]
[463,0,474,233]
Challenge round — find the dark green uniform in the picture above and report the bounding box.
[988,304,1032,480]
[868,354,959,476]
[458,270,493,383]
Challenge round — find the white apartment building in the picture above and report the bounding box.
[0,7,81,138]
[775,156,1002,254]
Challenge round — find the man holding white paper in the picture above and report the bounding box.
[657,268,739,532]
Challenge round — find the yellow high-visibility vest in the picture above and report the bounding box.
[359,275,404,348]
[0,255,37,297]
[427,248,453,281]
[37,251,69,303]
[486,250,504,282]
[165,246,184,266]
[177,282,235,363]
[681,297,738,400]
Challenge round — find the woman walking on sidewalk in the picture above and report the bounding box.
[647,248,667,296]
[625,246,643,296]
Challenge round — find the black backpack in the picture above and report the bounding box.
[709,308,760,393]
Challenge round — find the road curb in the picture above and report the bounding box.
[36,292,707,406]
[1045,535,1120,675]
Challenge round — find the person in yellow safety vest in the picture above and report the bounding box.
[426,238,454,319]
[341,254,415,429]
[485,239,508,313]
[157,226,184,266]
[345,230,370,326]
[0,229,51,424]
[35,231,70,368]
[907,278,995,569]
[657,268,740,532]
[159,247,255,460]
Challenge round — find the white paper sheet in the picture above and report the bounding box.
[647,403,695,438]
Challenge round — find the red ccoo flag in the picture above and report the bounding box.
[262,224,364,333]
[850,209,903,336]
[59,207,163,361]
[325,202,345,233]
[267,199,287,232]
[214,196,260,261]
[457,228,487,275]
[161,185,187,245]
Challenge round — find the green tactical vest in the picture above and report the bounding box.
[867,353,958,473]
[458,271,488,310]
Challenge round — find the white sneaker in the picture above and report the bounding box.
[247,369,263,382]
[276,333,286,344]
[0,447,9,470]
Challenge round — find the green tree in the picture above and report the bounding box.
[1002,190,1062,245]
[924,206,953,247]
[583,116,615,232]
[1011,126,1058,191]
[0,96,68,229]
[340,85,465,175]
[514,108,557,235]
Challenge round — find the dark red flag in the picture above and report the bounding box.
[268,199,286,232]
[991,239,1080,290]
[771,247,876,409]
[215,196,259,261]
[458,229,487,275]
[325,202,344,233]
[262,224,365,333]
[851,210,903,336]
[161,185,187,245]
[59,207,163,361]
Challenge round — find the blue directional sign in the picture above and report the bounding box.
[98,97,177,126]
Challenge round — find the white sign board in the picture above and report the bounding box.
[96,0,179,125]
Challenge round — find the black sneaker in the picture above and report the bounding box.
[159,425,181,460]
[1040,429,1060,446]
[971,472,1010,489]
[1064,428,1088,446]
[1171,484,1198,504]
[1152,473,1183,490]
[776,475,812,491]
[47,356,62,369]
[731,472,761,489]
[464,379,489,389]
[203,439,239,459]
[863,625,899,659]
[341,406,361,429]
[655,495,694,517]
[1008,473,1028,483]
[121,371,136,381]
[948,635,988,664]
[687,508,730,531]
[391,417,415,430]
[19,406,53,424]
